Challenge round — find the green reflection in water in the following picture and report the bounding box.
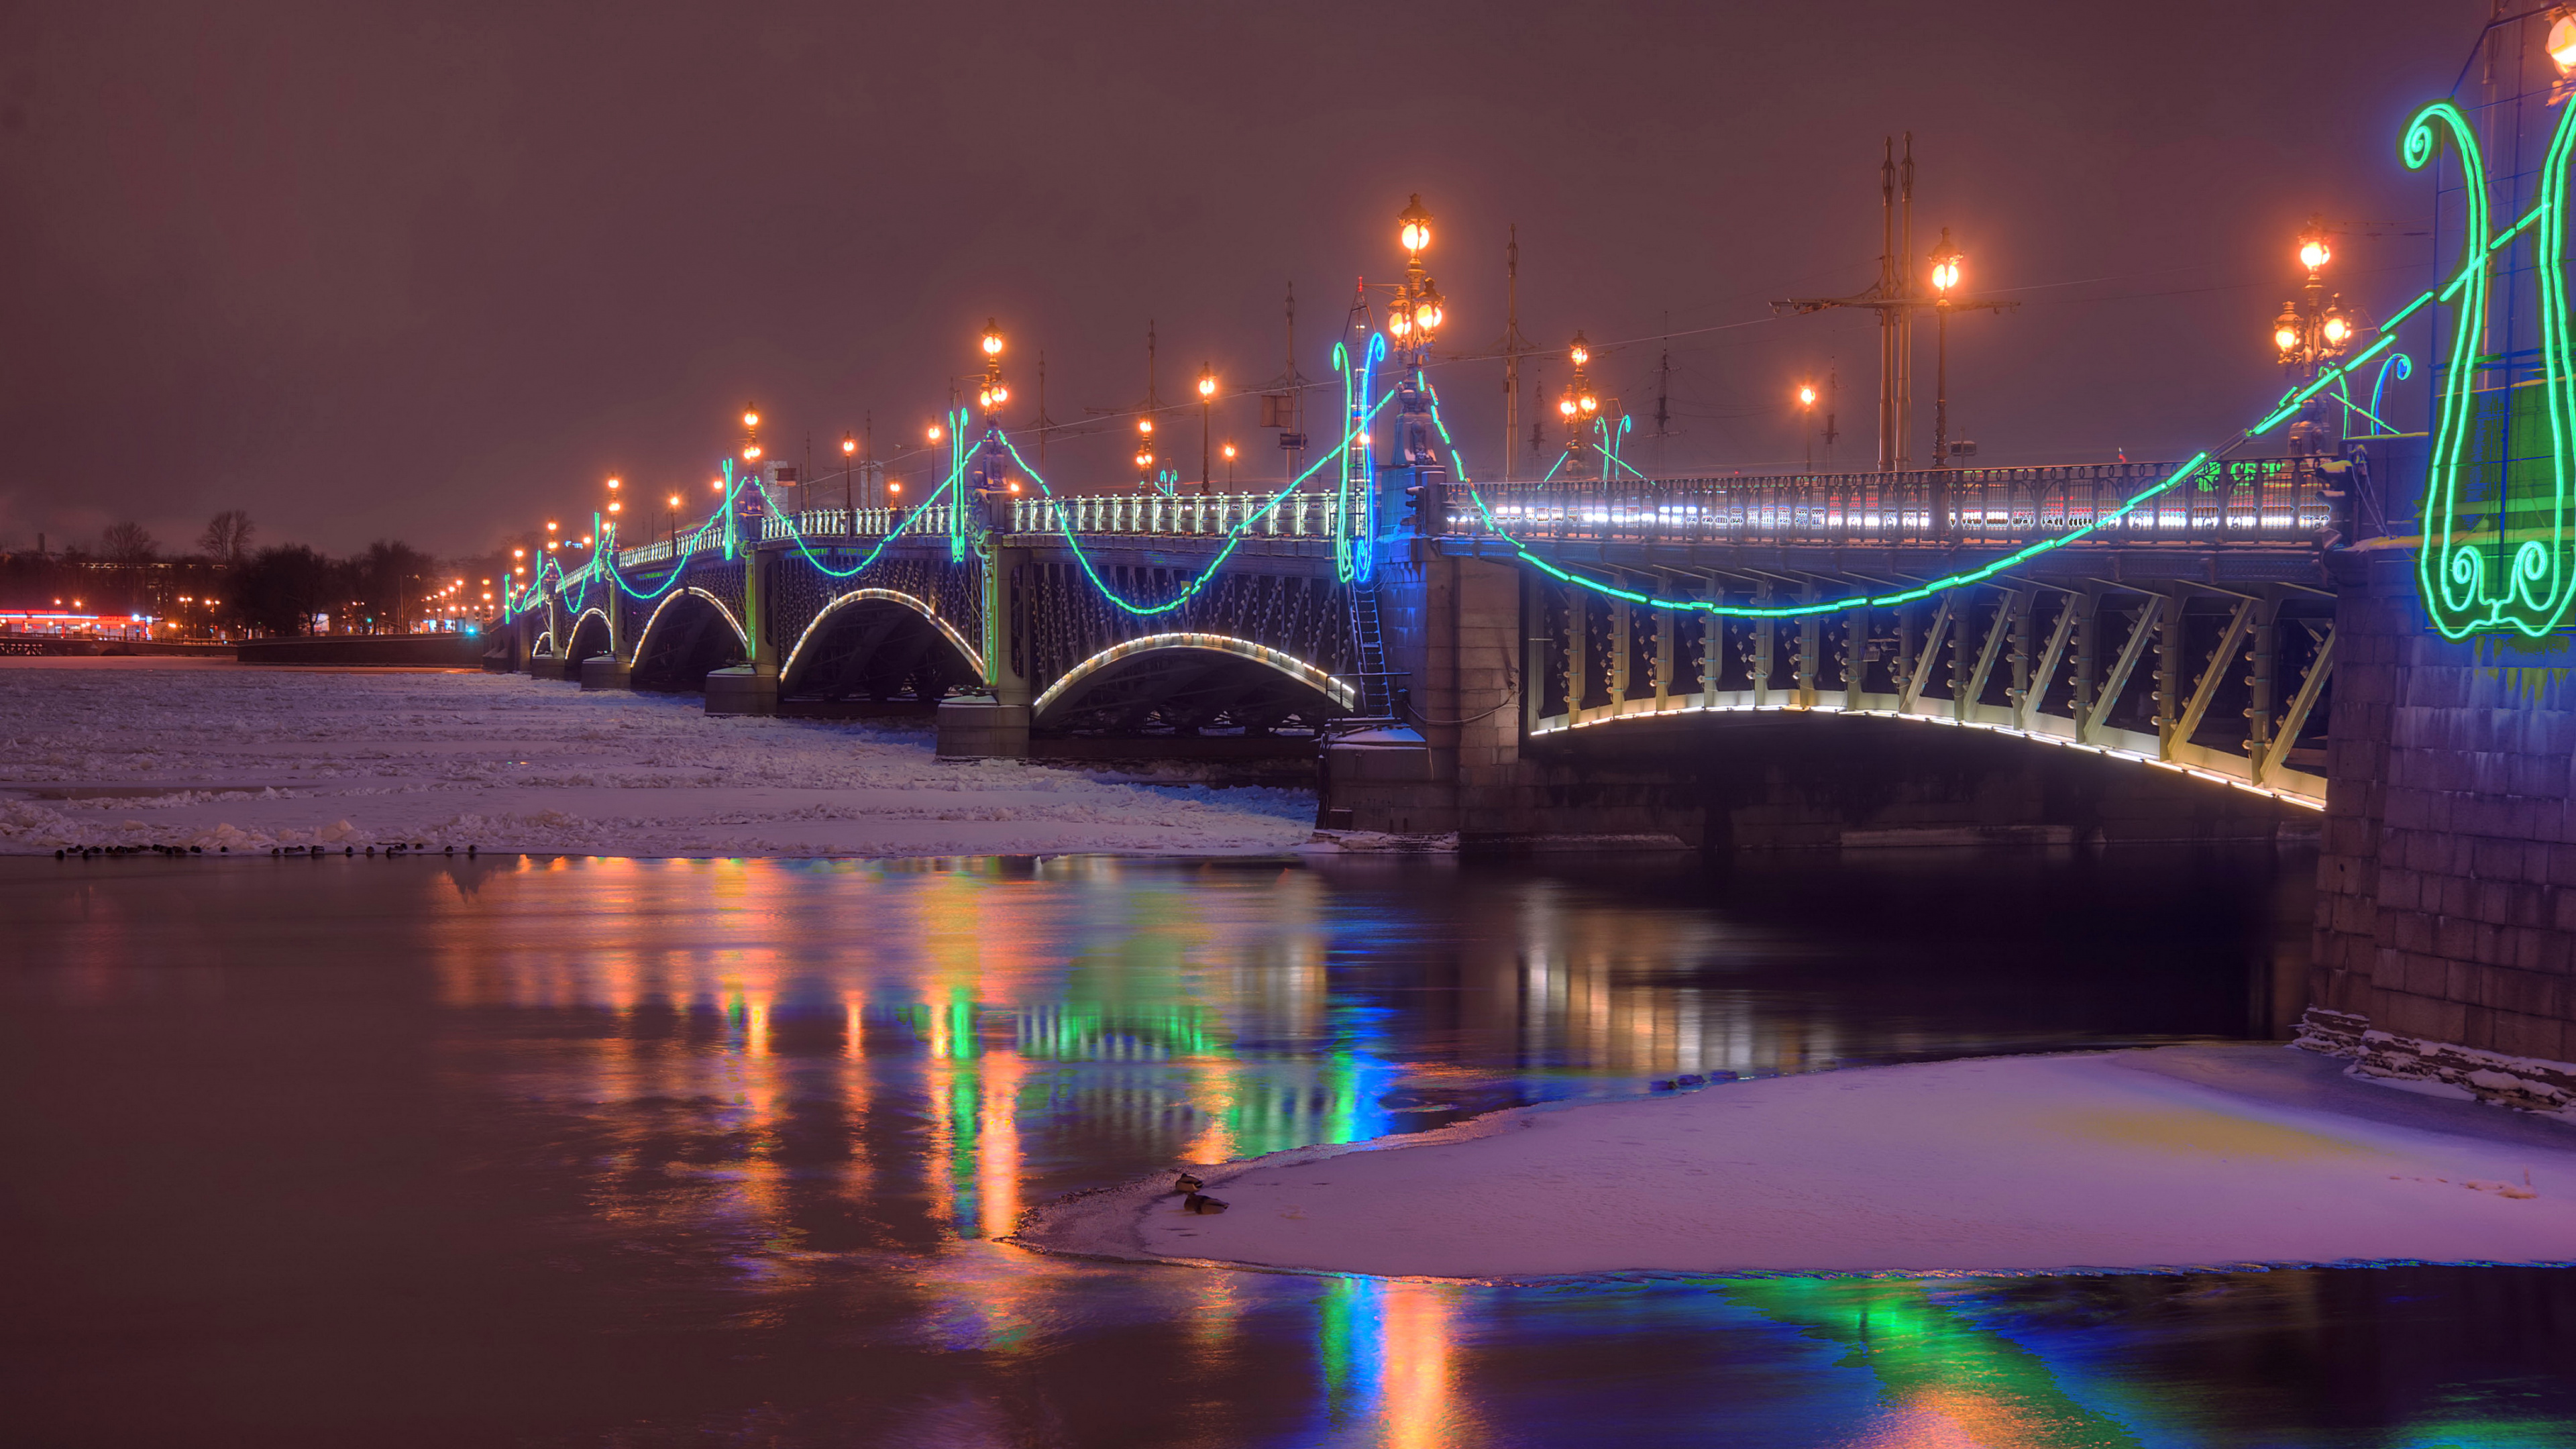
[1727,1279,2144,1448]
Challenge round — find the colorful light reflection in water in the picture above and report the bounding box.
[8,848,2570,1447]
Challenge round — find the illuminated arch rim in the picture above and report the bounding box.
[1031,632,1362,719]
[777,586,985,683]
[633,586,748,663]
[566,606,613,654]
[1534,698,2325,811]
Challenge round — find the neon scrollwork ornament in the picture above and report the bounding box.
[2405,98,2576,638]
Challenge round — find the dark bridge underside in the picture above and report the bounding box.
[1036,648,1346,739]
[783,600,977,706]
[632,594,745,692]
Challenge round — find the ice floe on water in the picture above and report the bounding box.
[0,659,1316,857]
[1020,1044,2576,1279]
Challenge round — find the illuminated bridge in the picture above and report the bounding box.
[503,420,2348,844]
[494,16,2576,1181]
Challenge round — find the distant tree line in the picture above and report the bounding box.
[1,513,504,637]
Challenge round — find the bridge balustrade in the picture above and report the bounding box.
[1008,492,1346,539]
[1456,458,2332,548]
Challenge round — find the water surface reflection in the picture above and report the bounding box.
[5,847,2566,1446]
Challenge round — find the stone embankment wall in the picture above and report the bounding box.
[2305,552,2576,1094]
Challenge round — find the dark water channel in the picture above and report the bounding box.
[3,846,2568,1447]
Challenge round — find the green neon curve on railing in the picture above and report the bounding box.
[991,391,1390,616]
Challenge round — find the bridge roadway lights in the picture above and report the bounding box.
[578,655,635,692]
[703,665,780,717]
[934,696,1030,759]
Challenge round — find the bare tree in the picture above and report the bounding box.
[101,521,157,563]
[199,509,254,562]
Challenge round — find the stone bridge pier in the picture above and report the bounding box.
[2304,552,2576,1100]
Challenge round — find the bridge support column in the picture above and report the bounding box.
[2302,553,2576,1106]
[583,592,637,690]
[707,543,780,716]
[936,545,1030,759]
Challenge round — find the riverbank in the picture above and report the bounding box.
[0,657,1313,857]
[1018,1044,2576,1279]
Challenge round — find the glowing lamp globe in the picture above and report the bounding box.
[2298,225,2331,274]
[981,320,1004,356]
[2555,13,2576,74]
[1798,384,1819,408]
[1197,373,1216,399]
[2322,312,2350,345]
[1397,194,1432,254]
[743,409,760,429]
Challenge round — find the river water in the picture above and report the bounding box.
[4,845,2569,1447]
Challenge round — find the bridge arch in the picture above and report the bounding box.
[563,608,613,664]
[779,588,984,704]
[1032,632,1357,737]
[630,587,748,692]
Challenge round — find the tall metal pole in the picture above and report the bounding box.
[1503,226,1520,482]
[1896,133,1915,470]
[1934,303,1949,471]
[1878,139,1896,472]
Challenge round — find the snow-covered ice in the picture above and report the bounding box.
[1022,1044,2576,1278]
[0,659,1316,857]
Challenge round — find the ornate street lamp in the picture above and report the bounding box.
[1197,364,1217,494]
[2273,215,2359,455]
[1929,229,1963,468]
[1559,332,1599,466]
[976,320,1010,415]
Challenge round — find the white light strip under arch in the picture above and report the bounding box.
[1032,631,1360,718]
[777,587,985,682]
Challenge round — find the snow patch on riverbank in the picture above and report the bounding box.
[0,659,1314,857]
[1020,1044,2576,1279]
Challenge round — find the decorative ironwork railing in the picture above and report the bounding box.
[1455,457,2336,548]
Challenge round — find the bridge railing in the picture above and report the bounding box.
[1453,458,2335,547]
[1008,492,1347,538]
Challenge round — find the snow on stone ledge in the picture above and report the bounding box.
[0,659,1313,858]
[1018,1044,2576,1279]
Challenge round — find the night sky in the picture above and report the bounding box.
[0,1,2485,557]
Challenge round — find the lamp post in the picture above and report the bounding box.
[1197,364,1216,494]
[1797,382,1819,472]
[841,433,858,515]
[1390,195,1446,482]
[666,493,681,552]
[1560,332,1599,470]
[2273,215,2355,456]
[977,321,1010,428]
[1135,416,1155,490]
[1929,229,1962,470]
[1222,441,1237,490]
